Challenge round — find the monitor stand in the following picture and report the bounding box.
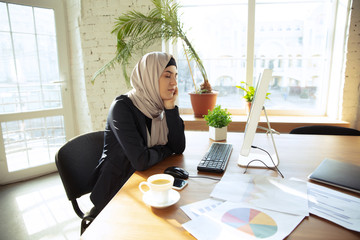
[238,106,280,168]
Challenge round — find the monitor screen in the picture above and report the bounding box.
[238,69,278,167]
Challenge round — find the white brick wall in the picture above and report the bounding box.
[65,0,92,134]
[343,0,360,129]
[66,0,157,133]
[66,0,360,134]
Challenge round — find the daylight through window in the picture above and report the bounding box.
[175,0,342,116]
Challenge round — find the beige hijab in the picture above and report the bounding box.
[127,52,173,147]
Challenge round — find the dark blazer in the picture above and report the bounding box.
[90,95,186,211]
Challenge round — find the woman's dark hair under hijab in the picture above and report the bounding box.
[166,57,177,68]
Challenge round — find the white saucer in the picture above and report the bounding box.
[142,189,180,208]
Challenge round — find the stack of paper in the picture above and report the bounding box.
[181,173,308,240]
[181,172,360,240]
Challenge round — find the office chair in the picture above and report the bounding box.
[55,131,104,234]
[289,125,360,136]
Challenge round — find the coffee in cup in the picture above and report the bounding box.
[139,174,174,205]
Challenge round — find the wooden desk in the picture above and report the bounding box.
[81,131,360,240]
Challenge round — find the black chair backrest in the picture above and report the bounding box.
[289,125,360,136]
[55,131,104,201]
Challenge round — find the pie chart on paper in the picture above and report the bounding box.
[221,208,278,239]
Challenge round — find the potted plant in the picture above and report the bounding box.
[236,81,270,113]
[204,105,232,141]
[91,0,216,116]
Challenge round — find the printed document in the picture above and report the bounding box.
[182,201,304,240]
[210,173,309,216]
[308,182,360,232]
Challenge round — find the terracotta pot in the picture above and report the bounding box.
[245,101,252,114]
[189,92,218,118]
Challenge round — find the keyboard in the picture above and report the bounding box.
[197,142,233,173]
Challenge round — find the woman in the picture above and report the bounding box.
[90,52,186,215]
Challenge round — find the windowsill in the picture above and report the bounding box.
[181,114,350,133]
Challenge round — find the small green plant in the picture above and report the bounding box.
[204,105,232,128]
[236,81,271,102]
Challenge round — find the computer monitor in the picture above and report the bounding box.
[237,69,279,168]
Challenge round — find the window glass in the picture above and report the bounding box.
[177,1,248,109]
[34,7,56,35]
[0,3,61,113]
[0,2,67,175]
[0,2,10,31]
[8,4,35,33]
[177,0,334,114]
[2,116,65,172]
[254,1,332,111]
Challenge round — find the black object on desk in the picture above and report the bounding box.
[308,158,360,194]
[197,142,233,173]
[164,166,189,179]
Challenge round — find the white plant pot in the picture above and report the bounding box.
[209,126,227,141]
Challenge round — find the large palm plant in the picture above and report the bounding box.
[92,0,212,93]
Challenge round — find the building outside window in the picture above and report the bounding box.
[175,0,349,116]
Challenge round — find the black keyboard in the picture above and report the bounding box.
[197,142,233,173]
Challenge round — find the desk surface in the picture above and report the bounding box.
[81,131,360,240]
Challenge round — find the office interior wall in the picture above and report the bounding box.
[343,0,360,129]
[65,0,91,135]
[65,0,360,133]
[64,0,158,135]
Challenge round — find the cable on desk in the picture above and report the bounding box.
[189,175,221,181]
[243,145,285,178]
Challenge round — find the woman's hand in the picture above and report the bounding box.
[163,86,178,110]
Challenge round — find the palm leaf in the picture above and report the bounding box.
[92,0,209,91]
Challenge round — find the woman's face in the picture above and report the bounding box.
[159,65,178,100]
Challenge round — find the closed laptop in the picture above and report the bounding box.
[308,158,360,194]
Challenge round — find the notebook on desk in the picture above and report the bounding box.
[308,158,360,194]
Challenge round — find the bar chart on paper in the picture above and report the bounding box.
[221,208,278,239]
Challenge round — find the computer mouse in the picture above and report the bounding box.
[164,166,189,179]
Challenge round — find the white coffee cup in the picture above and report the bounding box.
[139,174,174,205]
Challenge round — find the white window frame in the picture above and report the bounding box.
[0,0,74,184]
[169,0,352,118]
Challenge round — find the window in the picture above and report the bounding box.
[0,2,67,173]
[175,0,349,116]
[0,4,62,113]
[0,0,73,183]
